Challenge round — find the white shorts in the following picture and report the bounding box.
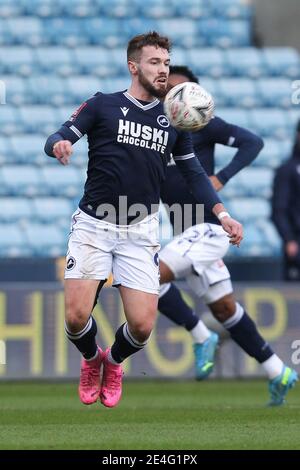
[160,223,233,303]
[65,209,160,295]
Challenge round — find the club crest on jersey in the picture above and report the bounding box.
[120,107,129,117]
[157,115,170,128]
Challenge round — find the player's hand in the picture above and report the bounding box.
[209,175,223,191]
[221,216,243,247]
[53,140,73,165]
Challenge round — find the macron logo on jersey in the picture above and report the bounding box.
[120,107,129,117]
[117,119,169,154]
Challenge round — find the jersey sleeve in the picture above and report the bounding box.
[205,117,264,184]
[44,94,100,157]
[59,94,100,142]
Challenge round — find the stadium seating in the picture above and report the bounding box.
[0,0,299,257]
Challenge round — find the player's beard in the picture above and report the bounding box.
[137,68,168,99]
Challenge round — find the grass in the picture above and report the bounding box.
[0,380,299,450]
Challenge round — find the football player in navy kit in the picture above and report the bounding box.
[45,32,242,408]
[158,65,298,405]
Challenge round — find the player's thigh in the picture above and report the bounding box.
[159,259,176,283]
[64,279,103,328]
[119,286,158,340]
[202,260,233,305]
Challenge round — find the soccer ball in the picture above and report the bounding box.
[164,82,214,132]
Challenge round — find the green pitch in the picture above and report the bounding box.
[0,380,299,450]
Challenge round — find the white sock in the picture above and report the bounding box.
[107,349,121,365]
[190,319,211,344]
[261,354,284,380]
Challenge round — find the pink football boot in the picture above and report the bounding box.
[78,346,104,405]
[100,348,123,408]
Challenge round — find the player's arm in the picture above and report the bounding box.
[204,116,264,189]
[271,163,296,250]
[44,96,99,165]
[173,140,243,246]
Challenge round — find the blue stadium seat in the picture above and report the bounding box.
[66,76,100,102]
[100,77,130,94]
[2,75,29,105]
[226,198,270,223]
[0,46,35,76]
[0,1,25,17]
[157,19,198,47]
[0,137,8,165]
[289,109,300,129]
[252,139,290,168]
[35,47,75,76]
[59,0,99,18]
[0,224,31,257]
[100,0,139,19]
[32,198,73,224]
[0,106,19,136]
[41,167,81,197]
[84,18,121,47]
[21,0,63,17]
[211,0,253,19]
[24,224,66,256]
[28,76,69,105]
[224,48,265,78]
[198,19,251,48]
[6,17,43,46]
[0,166,46,196]
[10,135,45,164]
[221,167,273,198]
[218,78,258,108]
[19,107,59,135]
[74,47,115,77]
[262,47,300,78]
[257,78,293,108]
[187,48,226,78]
[175,0,211,19]
[0,198,33,223]
[139,0,176,18]
[44,18,89,47]
[216,108,251,129]
[250,109,289,139]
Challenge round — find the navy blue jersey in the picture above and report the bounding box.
[161,115,263,228]
[45,91,221,224]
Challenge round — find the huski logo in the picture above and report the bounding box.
[120,107,129,117]
[157,115,170,128]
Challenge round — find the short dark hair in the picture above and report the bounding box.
[169,65,199,83]
[127,31,171,62]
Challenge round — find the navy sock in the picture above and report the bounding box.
[65,316,98,360]
[158,283,199,331]
[225,307,274,363]
[111,323,147,363]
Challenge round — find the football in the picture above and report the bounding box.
[164,82,214,132]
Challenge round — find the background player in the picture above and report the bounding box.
[158,65,298,406]
[44,34,242,408]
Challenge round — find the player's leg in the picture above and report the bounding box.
[204,279,298,405]
[158,224,229,379]
[64,209,113,404]
[99,213,160,408]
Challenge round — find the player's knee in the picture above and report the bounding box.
[129,321,153,343]
[65,303,90,332]
[209,295,236,323]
